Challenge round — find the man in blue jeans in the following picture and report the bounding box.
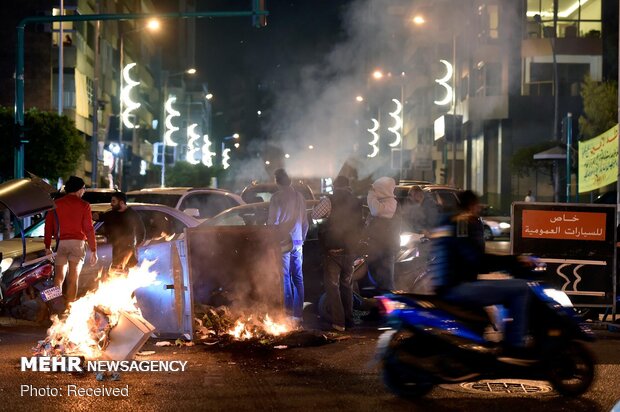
[268,169,308,326]
[429,190,536,358]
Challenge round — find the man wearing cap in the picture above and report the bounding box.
[44,176,98,302]
[312,175,363,331]
[268,168,309,325]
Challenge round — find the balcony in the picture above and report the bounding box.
[461,94,508,123]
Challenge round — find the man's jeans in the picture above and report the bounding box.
[324,250,354,328]
[443,279,531,347]
[282,245,304,318]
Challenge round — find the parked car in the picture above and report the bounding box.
[0,203,200,297]
[480,204,511,240]
[240,182,315,204]
[395,183,461,215]
[126,187,244,221]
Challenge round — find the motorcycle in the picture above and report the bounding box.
[375,281,596,398]
[0,177,64,322]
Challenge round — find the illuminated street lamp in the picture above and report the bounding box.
[118,18,160,189]
[356,95,364,102]
[205,93,213,100]
[221,133,240,168]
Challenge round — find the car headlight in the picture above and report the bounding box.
[400,233,413,248]
[1,257,13,274]
[499,222,511,230]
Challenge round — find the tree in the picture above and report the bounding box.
[509,141,558,178]
[0,107,86,182]
[164,161,226,187]
[578,76,617,140]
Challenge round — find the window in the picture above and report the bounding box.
[474,62,502,97]
[180,194,239,219]
[136,210,187,239]
[526,0,601,38]
[478,4,499,40]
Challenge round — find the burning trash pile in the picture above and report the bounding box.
[194,305,298,345]
[33,261,158,359]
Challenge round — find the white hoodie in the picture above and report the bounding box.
[367,177,397,218]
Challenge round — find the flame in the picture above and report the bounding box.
[42,260,158,359]
[225,314,293,341]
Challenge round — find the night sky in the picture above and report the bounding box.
[195,0,350,139]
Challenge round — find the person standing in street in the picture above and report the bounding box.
[93,192,145,270]
[312,176,363,332]
[525,190,535,202]
[405,186,440,236]
[365,177,400,292]
[268,168,309,325]
[44,176,97,303]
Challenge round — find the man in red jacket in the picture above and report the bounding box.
[44,176,98,303]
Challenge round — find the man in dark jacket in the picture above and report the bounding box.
[312,176,363,331]
[94,192,145,270]
[429,190,535,356]
[268,169,309,324]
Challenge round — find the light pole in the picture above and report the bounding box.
[118,18,160,190]
[160,68,198,187]
[534,13,561,202]
[221,133,240,168]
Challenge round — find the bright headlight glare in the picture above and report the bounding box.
[499,222,511,229]
[1,257,13,273]
[543,288,573,307]
[400,233,412,247]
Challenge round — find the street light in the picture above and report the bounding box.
[118,18,160,189]
[160,68,197,187]
[534,13,561,202]
[221,133,240,168]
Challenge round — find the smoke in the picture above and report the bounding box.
[260,0,413,182]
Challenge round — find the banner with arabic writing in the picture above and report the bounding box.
[578,124,618,193]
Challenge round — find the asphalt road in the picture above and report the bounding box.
[1,316,619,412]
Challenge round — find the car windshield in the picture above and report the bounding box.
[126,193,182,208]
[205,206,267,227]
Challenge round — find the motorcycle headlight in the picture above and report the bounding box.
[1,257,13,274]
[543,288,573,307]
[499,222,511,230]
[400,233,413,248]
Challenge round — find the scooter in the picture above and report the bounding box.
[0,254,62,322]
[0,177,65,322]
[375,281,596,398]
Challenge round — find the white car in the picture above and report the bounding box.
[0,203,200,296]
[126,187,244,221]
[480,204,511,240]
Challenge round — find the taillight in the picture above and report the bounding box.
[5,264,53,296]
[25,264,53,281]
[376,296,407,315]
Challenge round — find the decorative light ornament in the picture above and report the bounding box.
[186,123,201,164]
[222,148,231,169]
[388,98,402,147]
[201,134,216,167]
[164,96,180,147]
[367,118,380,158]
[434,59,453,106]
[121,63,141,128]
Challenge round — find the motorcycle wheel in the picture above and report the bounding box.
[382,343,435,398]
[546,341,595,397]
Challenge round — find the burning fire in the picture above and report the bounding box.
[226,314,294,341]
[40,260,158,359]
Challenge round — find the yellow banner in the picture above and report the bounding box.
[578,124,618,193]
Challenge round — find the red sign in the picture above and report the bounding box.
[521,210,606,241]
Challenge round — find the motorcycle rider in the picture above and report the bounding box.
[429,190,536,357]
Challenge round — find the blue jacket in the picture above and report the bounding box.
[267,185,309,246]
[429,212,519,295]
